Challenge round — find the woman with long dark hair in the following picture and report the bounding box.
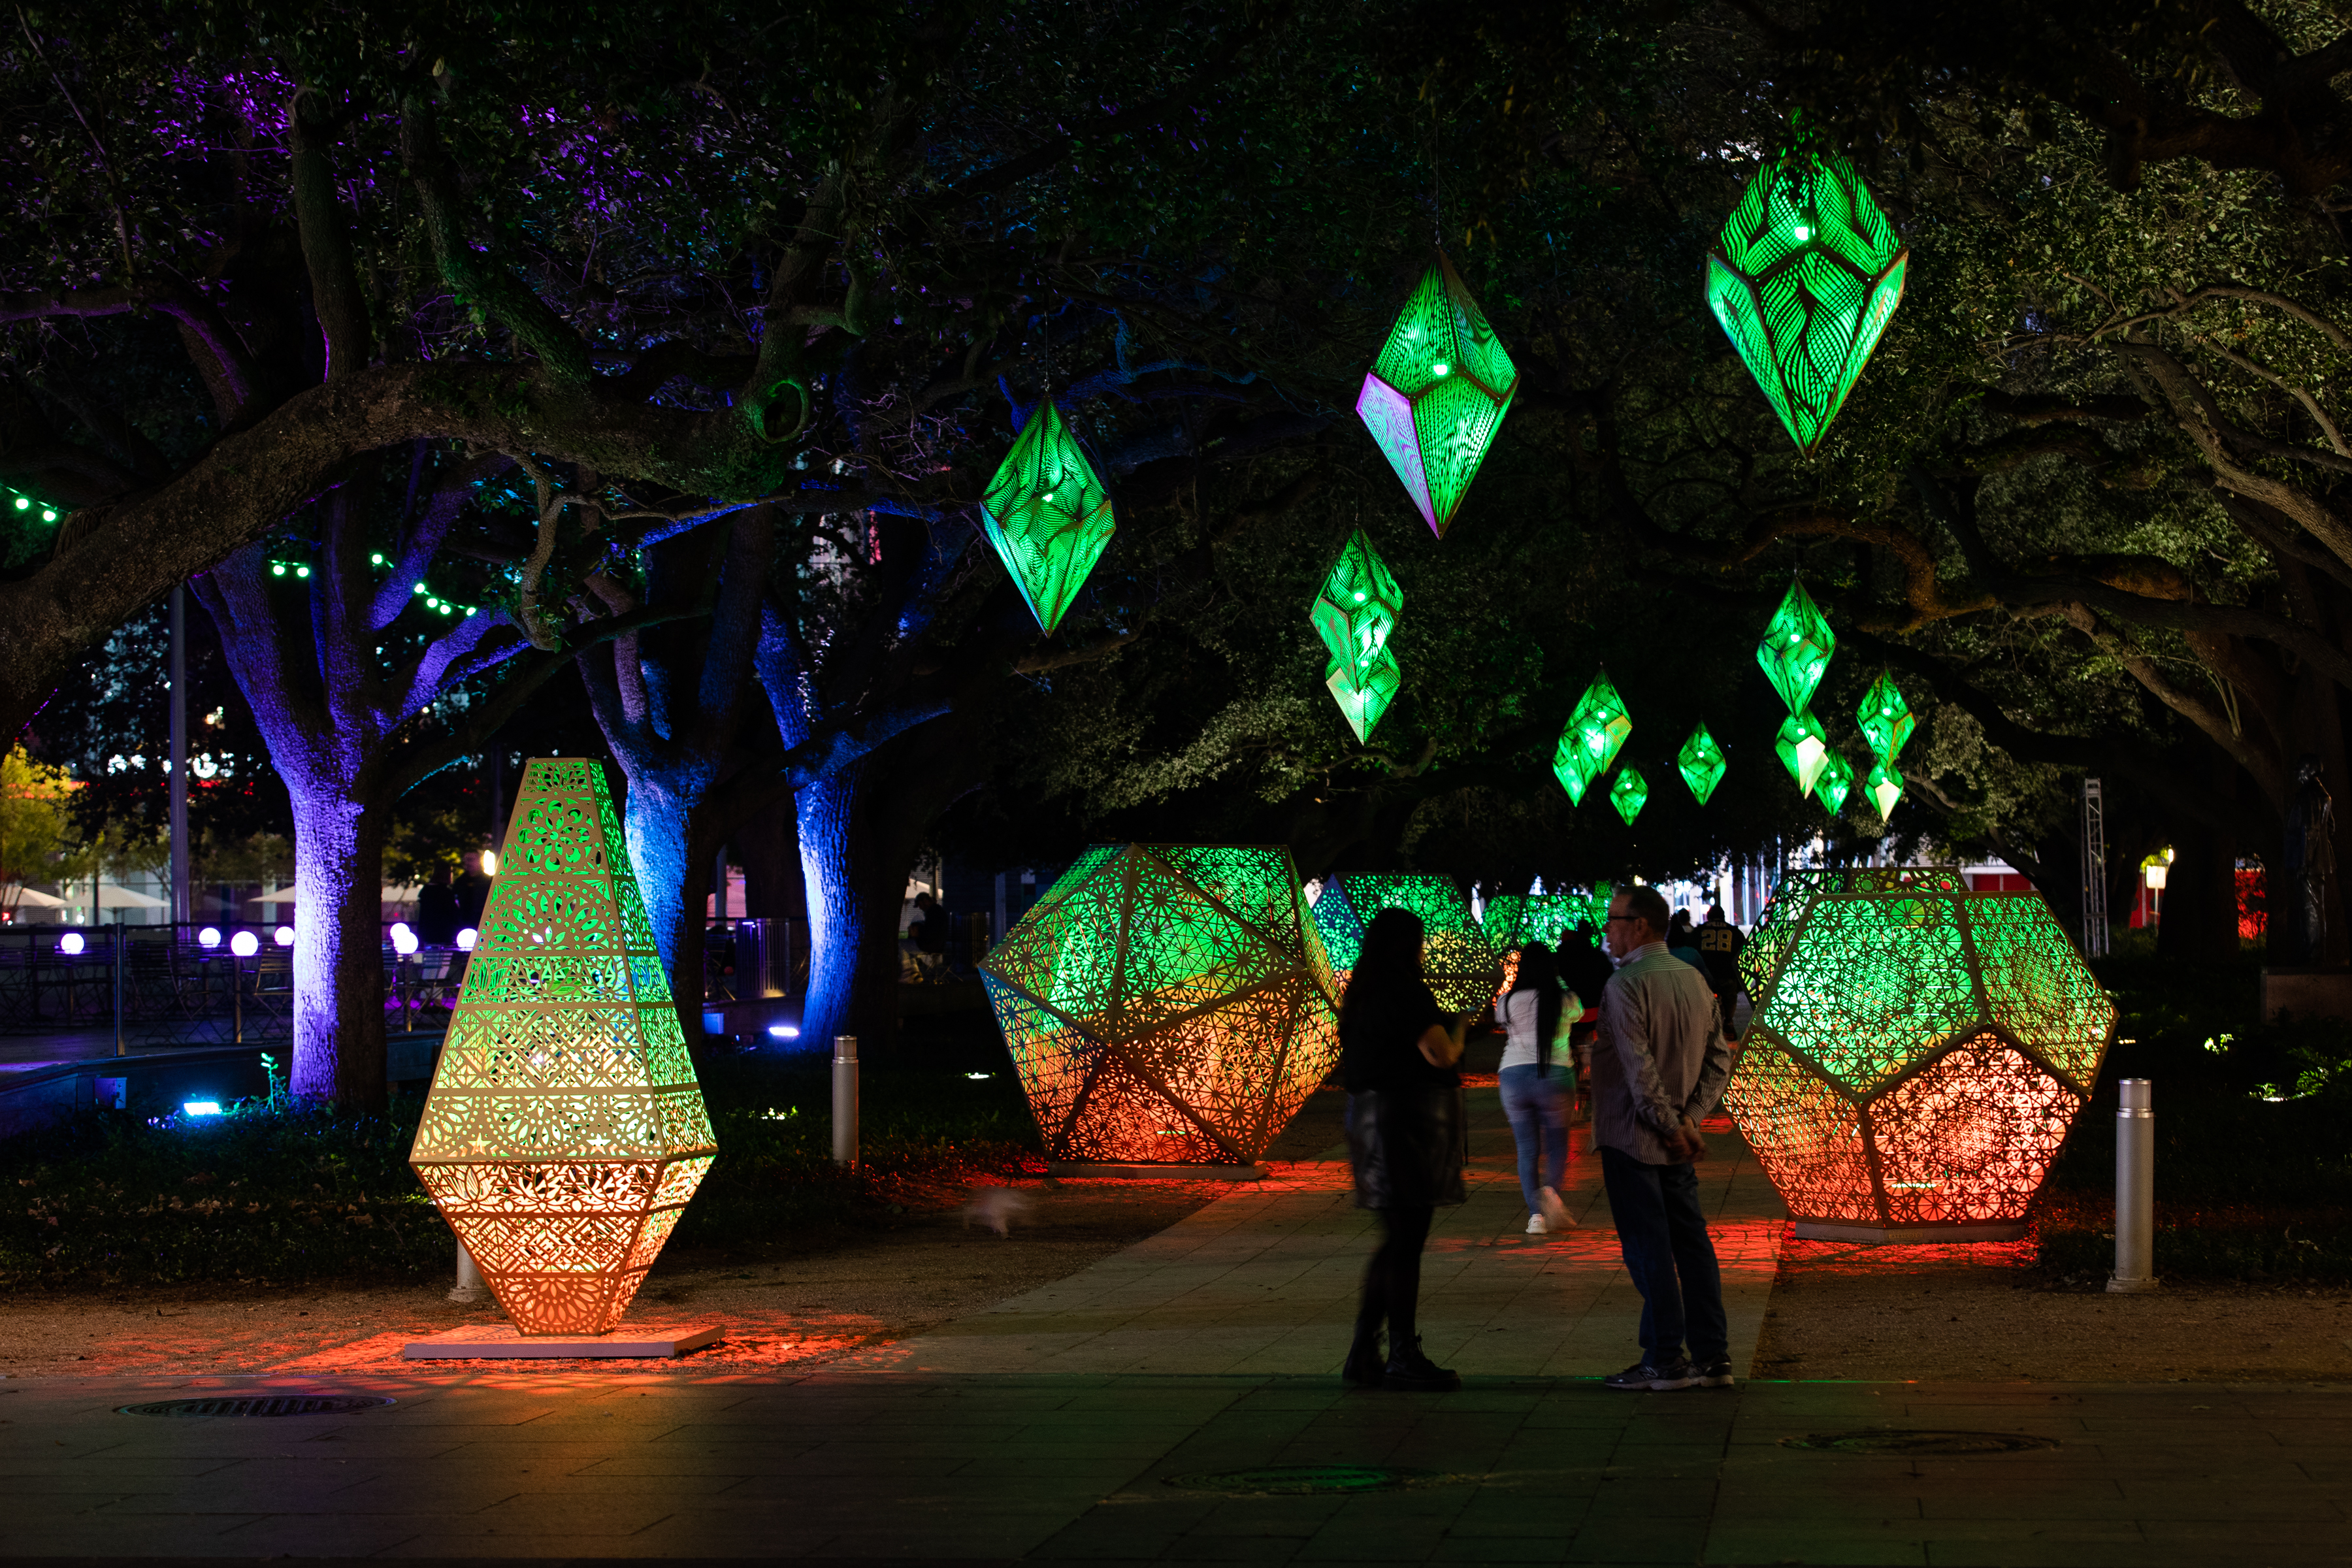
[1339,906,1468,1392]
[1499,942,1580,1233]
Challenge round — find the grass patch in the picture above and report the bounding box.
[0,1031,1041,1289]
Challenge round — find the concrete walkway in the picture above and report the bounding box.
[840,1087,1783,1380]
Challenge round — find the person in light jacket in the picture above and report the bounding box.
[1595,883,1735,1392]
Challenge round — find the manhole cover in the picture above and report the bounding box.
[1782,1429,2057,1456]
[1164,1465,1451,1495]
[118,1395,397,1419]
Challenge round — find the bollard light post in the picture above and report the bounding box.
[2108,1077,2159,1294]
[832,1035,860,1169]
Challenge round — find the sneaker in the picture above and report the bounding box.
[1693,1360,1736,1388]
[1383,1336,1462,1392]
[1538,1186,1573,1230]
[1603,1358,1697,1392]
[1525,1212,1548,1234]
[1341,1336,1385,1388]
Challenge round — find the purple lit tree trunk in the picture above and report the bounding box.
[578,509,776,1040]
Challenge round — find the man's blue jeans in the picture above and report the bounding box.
[1599,1143,1729,1367]
[1498,1064,1569,1214]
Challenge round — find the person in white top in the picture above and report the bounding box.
[1498,942,1580,1234]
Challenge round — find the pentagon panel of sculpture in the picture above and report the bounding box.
[408,758,717,1335]
[980,845,1339,1166]
[1311,873,1504,1014]
[1725,871,2114,1241]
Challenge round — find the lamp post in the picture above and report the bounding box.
[2109,1079,2159,1294]
[832,1035,859,1168]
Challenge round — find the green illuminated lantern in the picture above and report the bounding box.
[1705,148,1908,455]
[1867,760,1904,820]
[1326,646,1402,745]
[1357,254,1520,538]
[1554,672,1632,804]
[1817,750,1854,815]
[1311,531,1405,743]
[980,400,1117,634]
[1776,710,1830,796]
[1610,766,1648,825]
[1857,669,1915,764]
[1757,578,1835,715]
[1678,723,1726,806]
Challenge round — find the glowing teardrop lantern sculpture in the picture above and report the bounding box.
[1776,710,1831,797]
[980,399,1117,634]
[1554,672,1633,804]
[1610,766,1649,825]
[1857,668,1916,764]
[1679,723,1727,806]
[1356,253,1519,537]
[1867,759,1905,820]
[1310,530,1405,742]
[1758,578,1836,715]
[1817,749,1854,815]
[1705,148,1908,454]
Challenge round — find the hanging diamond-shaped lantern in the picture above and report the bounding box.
[1867,759,1904,819]
[1553,672,1632,805]
[1757,578,1835,715]
[1678,723,1726,806]
[1776,710,1830,796]
[1817,749,1854,815]
[1856,669,1916,764]
[1705,148,1908,455]
[1356,253,1520,538]
[1610,766,1648,825]
[1326,645,1403,745]
[1310,529,1404,710]
[980,400,1117,635]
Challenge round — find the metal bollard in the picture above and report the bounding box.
[2108,1077,2159,1294]
[832,1034,860,1168]
[449,1240,490,1305]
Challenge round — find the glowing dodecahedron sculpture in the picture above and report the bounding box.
[1311,531,1406,742]
[1867,760,1904,820]
[980,399,1116,634]
[1311,872,1504,1014]
[1858,669,1916,764]
[1610,766,1648,825]
[1679,723,1726,805]
[1757,578,1835,715]
[1816,750,1853,815]
[409,758,717,1335]
[1481,892,1595,952]
[980,844,1337,1166]
[1706,149,1908,455]
[1738,865,1969,1002]
[1725,870,2114,1241]
[1357,253,1520,537]
[1554,672,1632,804]
[1775,710,1831,796]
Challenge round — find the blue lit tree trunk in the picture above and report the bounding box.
[578,509,776,1039]
[792,764,867,1054]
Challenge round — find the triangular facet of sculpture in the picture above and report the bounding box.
[979,399,1117,634]
[1857,668,1916,764]
[1310,873,1504,1013]
[1679,722,1726,805]
[1757,578,1835,714]
[410,757,716,1336]
[981,845,1337,1166]
[1326,644,1403,745]
[1725,870,2115,1241]
[1705,148,1908,454]
[1356,253,1519,536]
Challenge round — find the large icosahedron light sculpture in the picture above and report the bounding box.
[1554,672,1632,804]
[980,399,1116,635]
[1757,578,1835,715]
[1356,254,1520,537]
[980,844,1338,1166]
[1705,148,1908,454]
[1725,869,2115,1241]
[1311,873,1505,1014]
[409,758,717,1336]
[1311,530,1406,743]
[1678,723,1727,805]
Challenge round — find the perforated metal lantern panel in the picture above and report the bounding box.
[1736,865,1971,1012]
[980,400,1117,634]
[1357,254,1519,537]
[1705,149,1908,455]
[1723,877,2113,1240]
[1816,750,1854,815]
[1757,579,1835,716]
[1325,644,1403,745]
[1480,893,1596,952]
[1311,873,1503,1015]
[981,845,1339,1165]
[409,758,716,1335]
[1867,760,1904,820]
[1312,532,1405,742]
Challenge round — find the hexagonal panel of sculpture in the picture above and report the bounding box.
[1752,892,1981,1095]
